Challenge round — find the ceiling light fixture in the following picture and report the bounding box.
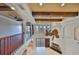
[61,3,65,7]
[10,7,15,10]
[40,3,43,6]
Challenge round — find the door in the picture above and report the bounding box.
[36,38,41,47]
[45,38,50,47]
[36,38,45,47]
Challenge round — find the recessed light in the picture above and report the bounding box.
[40,3,43,6]
[10,7,15,10]
[61,3,65,7]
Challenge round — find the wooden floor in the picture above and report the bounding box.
[23,42,61,55]
[27,47,61,55]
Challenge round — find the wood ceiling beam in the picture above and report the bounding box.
[32,12,78,17]
[0,6,13,11]
[35,19,62,22]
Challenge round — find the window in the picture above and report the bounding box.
[34,25,51,33]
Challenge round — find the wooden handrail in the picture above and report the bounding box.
[0,33,23,55]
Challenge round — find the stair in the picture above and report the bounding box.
[50,43,62,54]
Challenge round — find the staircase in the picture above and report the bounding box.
[50,42,62,54]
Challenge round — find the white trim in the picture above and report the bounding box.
[0,33,22,39]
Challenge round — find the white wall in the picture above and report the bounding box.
[0,25,22,38]
[62,16,79,55]
[36,21,63,52]
[0,16,22,38]
[36,17,79,55]
[62,25,79,55]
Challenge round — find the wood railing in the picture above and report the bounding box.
[0,33,23,55]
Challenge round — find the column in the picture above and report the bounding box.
[22,21,27,43]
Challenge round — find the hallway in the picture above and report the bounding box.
[0,3,79,55]
[25,42,60,55]
[27,47,60,55]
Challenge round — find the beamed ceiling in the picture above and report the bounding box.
[35,19,62,22]
[32,12,78,17]
[0,3,12,11]
[32,12,78,22]
[29,3,79,12]
[0,3,79,22]
[0,3,22,21]
[29,3,79,22]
